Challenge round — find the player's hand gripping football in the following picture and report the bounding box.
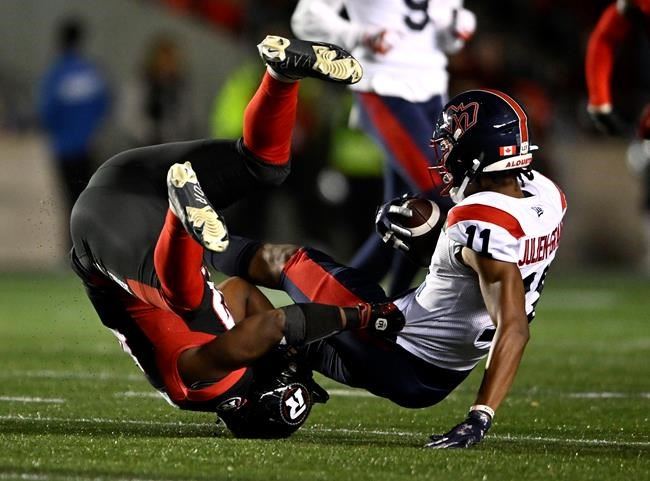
[375,194,417,252]
[425,408,492,449]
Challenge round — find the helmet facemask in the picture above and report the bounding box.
[430,127,484,204]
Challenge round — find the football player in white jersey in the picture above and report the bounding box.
[291,0,476,296]
[208,89,567,448]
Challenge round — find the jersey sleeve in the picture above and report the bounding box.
[291,0,363,51]
[446,204,525,263]
[585,3,631,108]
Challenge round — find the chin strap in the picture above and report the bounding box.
[449,158,482,203]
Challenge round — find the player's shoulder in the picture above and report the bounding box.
[522,170,568,217]
[445,171,566,262]
[447,193,526,239]
[445,195,524,263]
[448,171,566,229]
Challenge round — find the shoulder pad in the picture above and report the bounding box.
[446,203,524,262]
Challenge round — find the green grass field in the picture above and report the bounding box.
[0,271,648,481]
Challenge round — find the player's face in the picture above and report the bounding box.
[429,132,456,195]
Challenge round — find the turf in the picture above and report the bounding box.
[0,271,648,481]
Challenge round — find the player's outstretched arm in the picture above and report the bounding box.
[585,3,631,135]
[427,248,529,449]
[179,299,404,388]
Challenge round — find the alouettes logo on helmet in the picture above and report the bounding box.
[443,101,480,140]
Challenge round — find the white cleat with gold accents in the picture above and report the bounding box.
[258,35,362,85]
[167,162,229,252]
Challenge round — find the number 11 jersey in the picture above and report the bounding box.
[394,170,567,371]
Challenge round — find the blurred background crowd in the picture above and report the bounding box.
[0,0,648,276]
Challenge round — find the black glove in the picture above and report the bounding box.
[375,194,416,252]
[425,409,492,449]
[588,110,625,136]
[357,301,405,334]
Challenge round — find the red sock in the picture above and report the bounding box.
[154,209,205,311]
[243,72,299,165]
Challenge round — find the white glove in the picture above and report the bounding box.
[437,8,476,54]
[360,27,402,55]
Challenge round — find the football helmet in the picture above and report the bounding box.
[215,347,326,438]
[217,382,312,439]
[430,89,537,203]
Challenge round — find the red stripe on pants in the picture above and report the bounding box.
[358,92,439,191]
[283,248,363,307]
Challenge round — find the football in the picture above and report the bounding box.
[387,198,443,266]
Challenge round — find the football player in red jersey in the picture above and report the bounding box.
[586,0,650,133]
[70,36,402,438]
[209,89,567,448]
[585,0,650,270]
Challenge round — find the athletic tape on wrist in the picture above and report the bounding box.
[469,404,495,419]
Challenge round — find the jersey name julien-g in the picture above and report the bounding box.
[395,171,567,371]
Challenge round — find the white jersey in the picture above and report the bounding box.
[395,171,567,370]
[291,0,472,102]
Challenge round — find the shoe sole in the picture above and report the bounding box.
[167,162,229,253]
[258,35,362,84]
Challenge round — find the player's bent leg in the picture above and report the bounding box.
[205,237,299,288]
[242,72,300,167]
[305,331,471,408]
[154,209,207,312]
[250,243,300,288]
[208,239,388,305]
[281,247,388,305]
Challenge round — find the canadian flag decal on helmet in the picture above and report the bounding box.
[444,101,480,138]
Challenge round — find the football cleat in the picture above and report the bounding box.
[257,35,362,84]
[167,162,229,252]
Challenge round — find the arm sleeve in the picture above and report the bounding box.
[585,4,631,108]
[291,0,364,50]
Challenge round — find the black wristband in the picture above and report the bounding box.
[342,306,362,329]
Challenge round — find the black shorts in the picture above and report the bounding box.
[70,138,289,411]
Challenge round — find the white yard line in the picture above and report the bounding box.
[0,414,648,447]
[327,389,374,397]
[0,370,143,381]
[0,396,64,404]
[113,391,162,399]
[0,472,183,481]
[568,392,650,399]
[0,414,206,429]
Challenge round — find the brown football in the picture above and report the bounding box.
[387,198,443,266]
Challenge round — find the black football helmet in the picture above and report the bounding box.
[430,89,537,203]
[215,347,327,439]
[216,382,312,439]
